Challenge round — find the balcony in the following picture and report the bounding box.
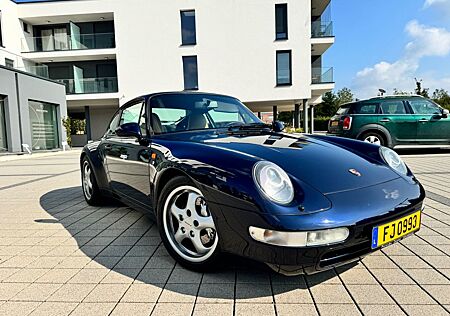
[56,77,118,95]
[312,21,333,38]
[312,67,334,84]
[22,33,115,53]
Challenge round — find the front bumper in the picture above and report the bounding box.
[207,177,425,274]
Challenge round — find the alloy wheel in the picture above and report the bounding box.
[162,185,218,263]
[82,161,93,200]
[364,135,381,145]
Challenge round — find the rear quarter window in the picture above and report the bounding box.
[350,103,379,114]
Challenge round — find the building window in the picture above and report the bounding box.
[0,97,7,152]
[0,11,3,47]
[23,22,29,33]
[275,4,288,40]
[28,100,59,150]
[5,58,14,69]
[276,50,292,86]
[182,56,198,90]
[180,10,196,45]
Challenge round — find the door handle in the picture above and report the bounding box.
[419,119,428,122]
[104,144,112,150]
[380,118,390,122]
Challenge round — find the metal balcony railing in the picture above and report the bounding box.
[55,77,118,94]
[312,67,334,84]
[311,21,333,38]
[22,33,115,52]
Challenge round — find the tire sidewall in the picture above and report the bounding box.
[81,157,102,205]
[157,175,220,271]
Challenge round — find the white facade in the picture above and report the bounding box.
[1,0,334,142]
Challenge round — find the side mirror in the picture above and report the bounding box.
[272,120,285,132]
[442,109,449,118]
[115,122,142,139]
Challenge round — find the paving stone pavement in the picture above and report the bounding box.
[0,149,449,316]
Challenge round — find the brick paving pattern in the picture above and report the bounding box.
[0,150,448,315]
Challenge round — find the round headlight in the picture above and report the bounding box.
[380,147,407,175]
[253,161,294,205]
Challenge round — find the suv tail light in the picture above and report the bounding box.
[342,116,352,130]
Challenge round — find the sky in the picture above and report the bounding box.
[325,0,450,99]
[12,0,450,99]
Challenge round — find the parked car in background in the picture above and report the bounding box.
[328,95,450,148]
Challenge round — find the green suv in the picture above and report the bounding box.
[328,96,450,148]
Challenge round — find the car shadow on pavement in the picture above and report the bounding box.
[39,187,356,299]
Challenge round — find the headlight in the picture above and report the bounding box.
[253,161,294,205]
[379,147,408,175]
[249,226,349,247]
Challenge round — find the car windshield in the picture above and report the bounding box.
[150,93,262,134]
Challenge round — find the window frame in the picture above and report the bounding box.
[105,98,147,137]
[180,10,197,46]
[275,3,288,40]
[182,55,199,91]
[276,50,292,86]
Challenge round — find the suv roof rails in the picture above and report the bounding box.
[368,94,424,100]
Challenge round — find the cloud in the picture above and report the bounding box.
[424,0,449,8]
[352,20,450,98]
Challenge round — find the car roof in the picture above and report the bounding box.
[121,91,238,108]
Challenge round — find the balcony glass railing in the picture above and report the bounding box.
[22,33,115,53]
[16,65,49,78]
[312,67,334,84]
[311,21,333,38]
[55,77,118,94]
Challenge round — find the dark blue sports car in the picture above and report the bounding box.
[81,92,425,275]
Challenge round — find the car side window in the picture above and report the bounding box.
[119,101,147,136]
[381,101,407,114]
[409,99,441,115]
[105,111,121,136]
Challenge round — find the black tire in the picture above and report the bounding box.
[359,131,387,147]
[157,176,221,272]
[81,157,105,206]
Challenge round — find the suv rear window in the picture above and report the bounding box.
[336,106,350,115]
[350,103,379,114]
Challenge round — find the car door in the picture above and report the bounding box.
[379,100,417,144]
[104,99,152,206]
[408,99,450,144]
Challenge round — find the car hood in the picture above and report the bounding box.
[161,131,400,195]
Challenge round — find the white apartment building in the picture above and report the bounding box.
[0,0,334,146]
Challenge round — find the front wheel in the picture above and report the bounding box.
[157,176,220,271]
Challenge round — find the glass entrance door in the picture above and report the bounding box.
[28,101,59,151]
[0,98,7,152]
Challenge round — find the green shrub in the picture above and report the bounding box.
[314,116,331,131]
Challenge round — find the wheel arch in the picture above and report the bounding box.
[356,124,393,147]
[154,167,192,211]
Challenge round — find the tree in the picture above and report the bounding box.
[336,87,354,105]
[414,78,430,98]
[432,89,450,110]
[315,91,339,117]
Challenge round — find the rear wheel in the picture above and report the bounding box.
[81,157,104,205]
[157,176,220,271]
[359,131,386,147]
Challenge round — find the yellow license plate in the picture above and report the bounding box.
[371,211,421,249]
[331,121,339,126]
